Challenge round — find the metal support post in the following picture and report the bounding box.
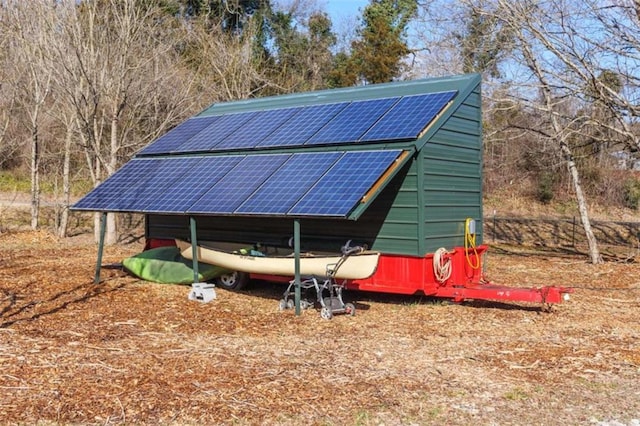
[188,216,216,302]
[190,216,199,283]
[93,212,107,284]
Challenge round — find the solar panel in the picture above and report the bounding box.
[143,155,244,213]
[214,107,299,150]
[133,156,205,208]
[305,97,399,145]
[360,91,457,142]
[176,112,257,153]
[138,117,219,156]
[257,102,349,148]
[235,152,343,214]
[187,154,291,214]
[72,158,163,211]
[289,150,402,217]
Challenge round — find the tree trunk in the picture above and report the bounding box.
[30,126,40,230]
[105,114,119,246]
[560,142,602,263]
[58,126,73,238]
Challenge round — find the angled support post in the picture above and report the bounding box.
[294,219,301,315]
[93,212,107,284]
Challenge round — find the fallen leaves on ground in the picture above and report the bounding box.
[1,230,639,425]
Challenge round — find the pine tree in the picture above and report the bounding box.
[330,0,417,86]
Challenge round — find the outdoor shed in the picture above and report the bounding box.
[144,73,482,254]
[73,73,569,304]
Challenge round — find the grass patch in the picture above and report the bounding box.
[0,171,94,198]
[0,171,31,192]
[503,387,529,401]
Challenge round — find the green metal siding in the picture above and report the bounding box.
[421,85,483,254]
[369,159,420,255]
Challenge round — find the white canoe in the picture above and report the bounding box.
[176,240,380,280]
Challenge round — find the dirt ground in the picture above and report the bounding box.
[1,230,639,425]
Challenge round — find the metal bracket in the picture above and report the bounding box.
[188,283,217,303]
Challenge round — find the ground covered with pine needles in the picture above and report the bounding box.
[1,230,639,425]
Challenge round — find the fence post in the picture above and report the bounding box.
[572,216,576,247]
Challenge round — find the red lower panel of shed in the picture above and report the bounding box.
[346,246,486,295]
[251,245,572,305]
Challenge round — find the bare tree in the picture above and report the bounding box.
[4,1,58,230]
[185,17,271,102]
[0,7,16,170]
[488,0,603,263]
[53,0,197,244]
[576,1,640,156]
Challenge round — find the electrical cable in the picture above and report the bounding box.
[465,218,481,269]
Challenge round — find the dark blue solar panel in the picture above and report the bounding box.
[176,112,256,153]
[257,102,349,148]
[143,156,244,213]
[289,150,401,217]
[214,108,299,150]
[134,156,205,208]
[188,154,291,214]
[305,97,399,145]
[73,158,163,211]
[235,152,343,214]
[138,117,219,155]
[360,91,457,142]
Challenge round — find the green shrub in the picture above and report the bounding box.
[622,178,640,210]
[536,172,556,204]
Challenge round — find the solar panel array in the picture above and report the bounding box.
[144,156,243,213]
[76,89,458,216]
[214,108,299,151]
[257,102,348,148]
[73,158,162,211]
[236,152,343,214]
[74,150,404,217]
[138,91,457,155]
[187,154,291,214]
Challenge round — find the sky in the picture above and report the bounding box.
[321,0,369,22]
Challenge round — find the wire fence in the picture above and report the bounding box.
[485,215,640,252]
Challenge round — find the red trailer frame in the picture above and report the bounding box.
[252,245,572,305]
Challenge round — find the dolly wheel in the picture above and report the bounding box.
[320,307,333,320]
[345,303,356,316]
[286,299,295,310]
